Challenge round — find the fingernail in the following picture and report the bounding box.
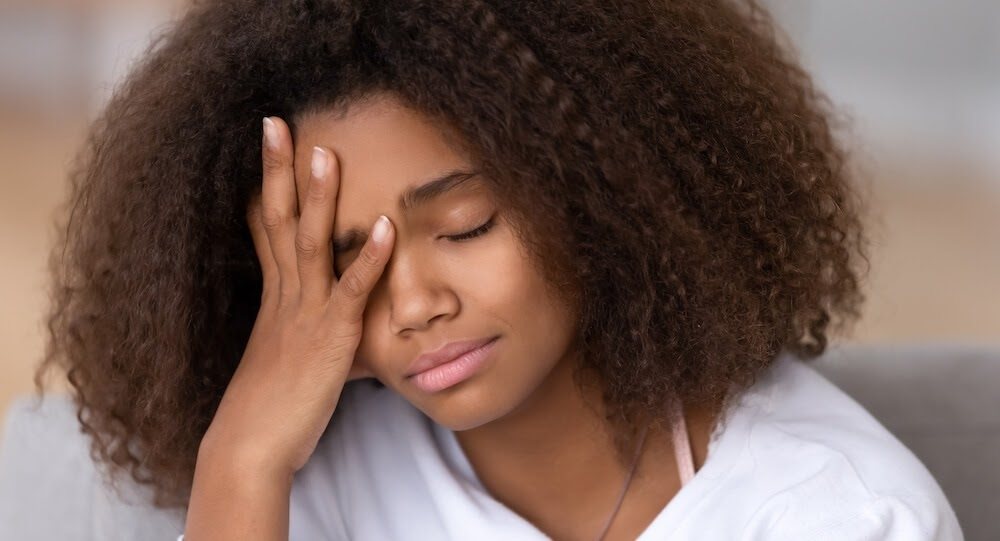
[311,146,327,178]
[372,215,390,243]
[262,117,278,150]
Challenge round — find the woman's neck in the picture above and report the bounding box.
[452,354,716,540]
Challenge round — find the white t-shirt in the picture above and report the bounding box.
[188,350,965,540]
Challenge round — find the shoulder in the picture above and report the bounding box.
[714,352,964,539]
[744,491,962,540]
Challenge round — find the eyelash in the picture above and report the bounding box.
[333,216,496,277]
[446,215,496,242]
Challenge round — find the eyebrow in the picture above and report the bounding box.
[331,169,482,255]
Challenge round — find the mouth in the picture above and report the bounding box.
[407,336,500,393]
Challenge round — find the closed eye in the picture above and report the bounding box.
[446,215,496,242]
[333,215,497,278]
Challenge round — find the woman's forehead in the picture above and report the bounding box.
[286,97,498,248]
[290,106,468,211]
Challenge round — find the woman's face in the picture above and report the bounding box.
[291,93,578,430]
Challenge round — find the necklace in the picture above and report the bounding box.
[592,423,650,541]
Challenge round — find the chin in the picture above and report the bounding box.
[411,380,514,432]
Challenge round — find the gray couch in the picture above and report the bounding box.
[1,342,997,540]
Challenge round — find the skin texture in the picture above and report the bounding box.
[33,0,873,526]
[292,97,577,433]
[292,95,704,538]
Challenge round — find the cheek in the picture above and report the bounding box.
[449,227,542,312]
[468,236,575,356]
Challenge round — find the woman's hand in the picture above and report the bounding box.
[200,115,394,479]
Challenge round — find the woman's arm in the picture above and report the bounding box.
[181,439,294,541]
[179,116,394,539]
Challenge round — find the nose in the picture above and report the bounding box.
[381,252,460,335]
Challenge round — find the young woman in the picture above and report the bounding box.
[34,0,962,539]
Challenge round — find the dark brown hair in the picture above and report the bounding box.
[33,0,871,509]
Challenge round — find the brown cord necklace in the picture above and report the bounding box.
[592,423,650,541]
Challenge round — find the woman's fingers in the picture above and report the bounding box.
[296,146,338,300]
[246,191,279,298]
[260,116,301,300]
[257,115,393,319]
[333,215,394,325]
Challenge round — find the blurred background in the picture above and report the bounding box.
[1,0,998,431]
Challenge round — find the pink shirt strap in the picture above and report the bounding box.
[670,397,696,486]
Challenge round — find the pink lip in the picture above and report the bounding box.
[408,337,499,393]
[406,335,500,378]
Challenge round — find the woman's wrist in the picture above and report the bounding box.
[197,424,296,486]
[184,441,294,541]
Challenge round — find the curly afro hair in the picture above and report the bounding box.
[32,0,872,509]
